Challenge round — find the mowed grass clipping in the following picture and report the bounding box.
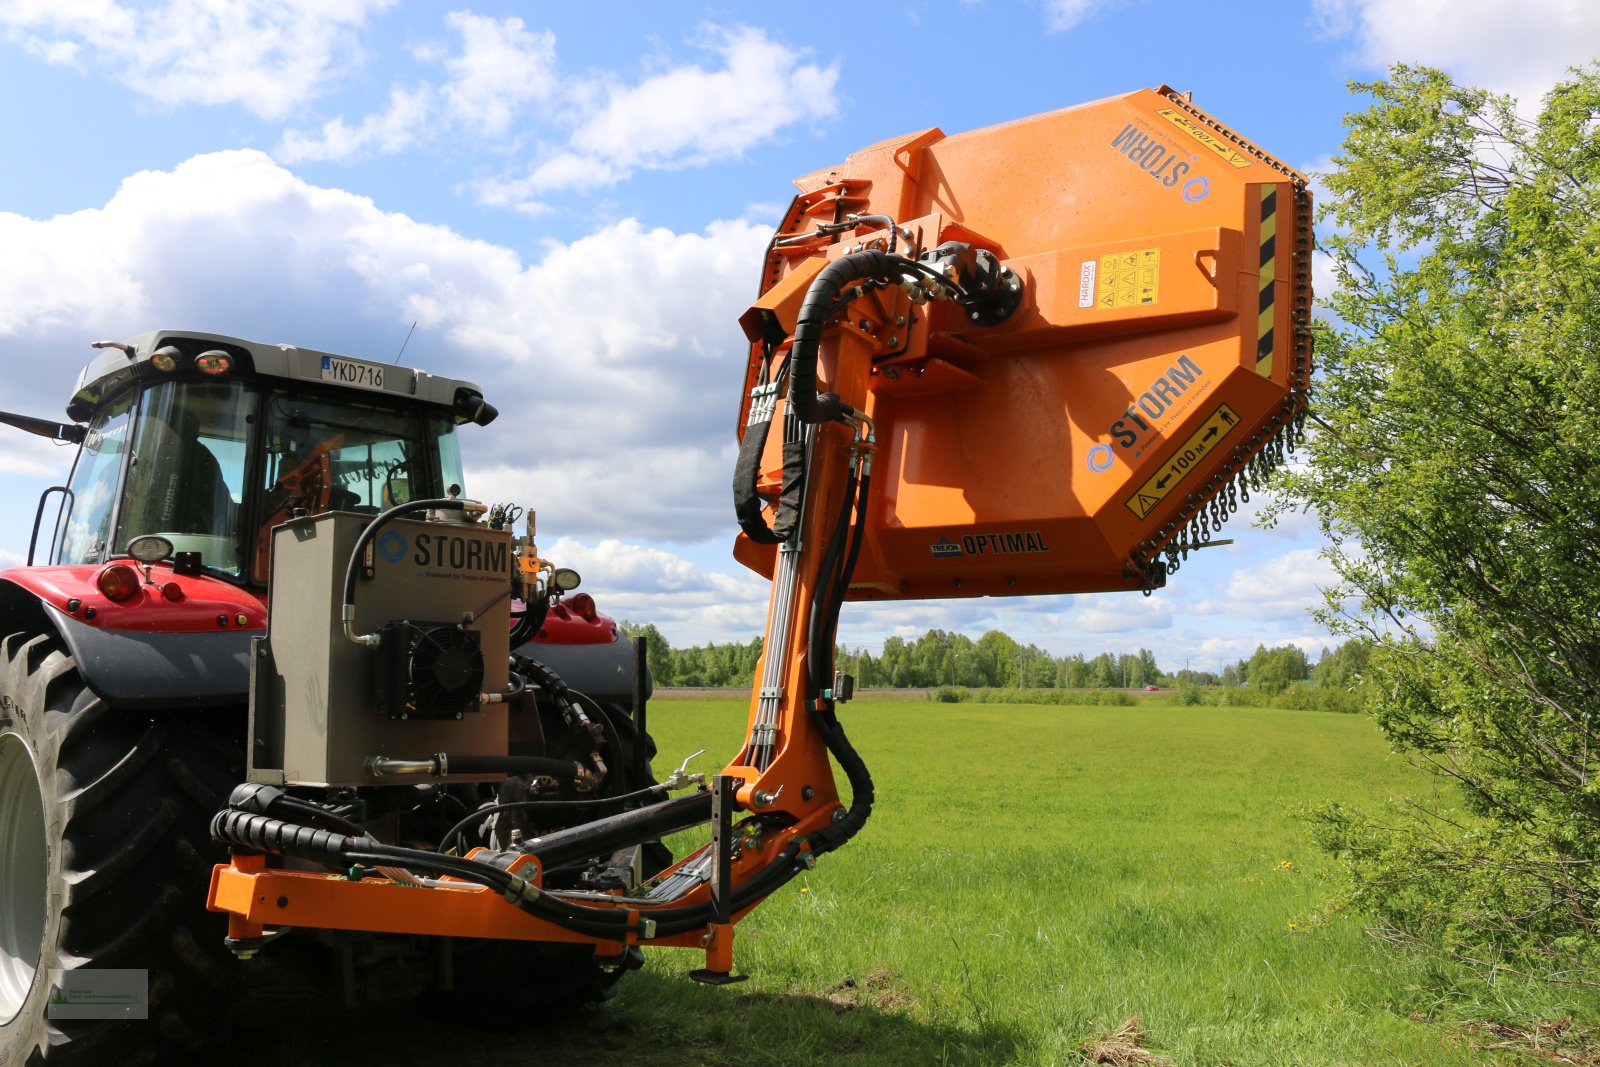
[603,699,1600,1067]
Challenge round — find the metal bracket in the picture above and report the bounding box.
[689,776,748,986]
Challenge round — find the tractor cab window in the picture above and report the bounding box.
[251,393,435,585]
[56,392,136,565]
[115,381,252,575]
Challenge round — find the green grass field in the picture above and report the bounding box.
[242,698,1600,1066]
[598,698,1600,1066]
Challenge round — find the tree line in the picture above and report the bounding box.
[620,621,1371,698]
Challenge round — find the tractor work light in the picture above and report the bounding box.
[195,350,233,375]
[95,563,142,603]
[150,346,181,372]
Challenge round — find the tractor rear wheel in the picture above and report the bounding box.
[0,633,243,1065]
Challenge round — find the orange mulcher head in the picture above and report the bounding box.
[733,86,1312,599]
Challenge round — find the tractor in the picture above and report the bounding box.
[0,331,659,1061]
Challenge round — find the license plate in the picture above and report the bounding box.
[321,355,386,390]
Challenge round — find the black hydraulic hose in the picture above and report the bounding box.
[789,251,897,424]
[212,809,362,868]
[337,848,633,937]
[343,496,471,614]
[226,782,368,839]
[442,754,581,779]
[436,783,676,854]
[835,471,871,615]
[804,464,859,701]
[802,463,877,857]
[640,466,881,940]
[820,470,873,667]
[509,592,550,647]
[643,838,832,938]
[519,790,714,872]
[212,809,639,939]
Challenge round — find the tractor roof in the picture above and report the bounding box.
[66,329,489,423]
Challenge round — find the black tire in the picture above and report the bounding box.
[0,632,243,1065]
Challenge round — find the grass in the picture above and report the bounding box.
[239,698,1600,1065]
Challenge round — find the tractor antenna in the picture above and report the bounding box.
[394,321,417,365]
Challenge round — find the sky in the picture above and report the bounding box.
[1,0,1597,672]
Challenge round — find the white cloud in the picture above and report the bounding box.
[278,11,559,163]
[0,150,769,547]
[278,19,836,199]
[572,27,837,171]
[475,26,839,210]
[0,0,391,121]
[277,85,434,163]
[539,537,770,643]
[1314,0,1600,105]
[0,434,73,478]
[1040,0,1124,31]
[440,11,557,137]
[1069,596,1176,634]
[1187,548,1337,622]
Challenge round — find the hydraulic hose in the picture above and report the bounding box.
[640,460,879,939]
[518,790,714,872]
[226,782,368,838]
[803,461,876,857]
[789,250,896,423]
[342,496,472,647]
[441,754,582,778]
[211,809,641,940]
[436,782,677,854]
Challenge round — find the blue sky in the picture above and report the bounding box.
[1,0,1596,671]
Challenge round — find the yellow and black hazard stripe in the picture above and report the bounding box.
[1256,184,1277,376]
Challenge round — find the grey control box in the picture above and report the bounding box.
[249,511,511,787]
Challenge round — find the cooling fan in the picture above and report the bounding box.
[377,620,485,720]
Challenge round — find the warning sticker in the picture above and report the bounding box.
[1153,107,1254,169]
[1125,404,1240,520]
[1096,248,1160,309]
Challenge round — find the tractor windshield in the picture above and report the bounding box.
[118,380,252,573]
[249,392,462,585]
[55,378,466,587]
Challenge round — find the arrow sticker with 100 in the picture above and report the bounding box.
[1124,404,1240,520]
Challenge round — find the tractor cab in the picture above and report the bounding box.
[8,330,495,589]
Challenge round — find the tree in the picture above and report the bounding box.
[1246,643,1309,696]
[1285,65,1600,983]
[619,621,675,686]
[1313,638,1372,691]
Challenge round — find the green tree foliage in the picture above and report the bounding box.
[1245,643,1310,695]
[622,623,1351,704]
[1286,65,1600,981]
[1312,638,1372,692]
